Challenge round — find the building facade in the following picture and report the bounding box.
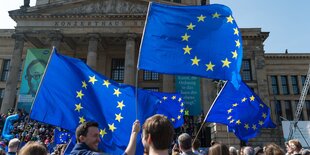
[0,0,309,148]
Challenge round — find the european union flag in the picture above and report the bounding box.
[149,91,185,128]
[138,2,242,86]
[205,81,276,142]
[54,128,72,144]
[30,48,159,154]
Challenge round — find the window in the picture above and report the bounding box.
[1,59,10,81]
[285,100,293,120]
[144,87,159,92]
[306,101,310,120]
[111,59,124,81]
[164,0,181,3]
[291,76,299,94]
[271,76,279,95]
[0,88,4,106]
[143,71,159,81]
[301,75,310,94]
[281,76,289,95]
[241,59,252,81]
[275,100,282,124]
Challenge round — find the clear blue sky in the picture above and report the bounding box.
[0,0,309,53]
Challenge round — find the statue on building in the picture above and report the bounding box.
[24,0,30,7]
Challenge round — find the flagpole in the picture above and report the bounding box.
[29,46,55,116]
[135,2,151,120]
[192,81,228,146]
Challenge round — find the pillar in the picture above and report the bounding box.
[1,33,25,113]
[87,34,99,70]
[124,34,136,85]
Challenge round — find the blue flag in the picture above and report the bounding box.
[54,128,72,144]
[150,92,185,128]
[138,2,242,86]
[205,81,276,142]
[30,48,159,154]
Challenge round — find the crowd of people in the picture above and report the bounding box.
[0,109,309,155]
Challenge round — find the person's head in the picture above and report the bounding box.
[192,139,201,151]
[229,146,237,155]
[178,133,192,152]
[264,143,285,155]
[288,139,302,153]
[243,146,254,155]
[142,114,174,152]
[25,59,47,95]
[75,121,100,151]
[254,146,264,155]
[18,141,48,155]
[208,143,229,155]
[8,138,20,152]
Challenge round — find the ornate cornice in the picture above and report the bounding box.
[265,53,310,59]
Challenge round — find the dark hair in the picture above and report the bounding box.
[192,139,201,150]
[18,141,47,155]
[142,114,174,150]
[208,143,229,155]
[75,122,99,142]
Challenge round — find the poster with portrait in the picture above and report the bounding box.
[18,48,50,113]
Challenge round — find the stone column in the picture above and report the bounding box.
[124,34,136,85]
[49,32,63,50]
[1,33,25,113]
[87,34,99,70]
[163,75,174,92]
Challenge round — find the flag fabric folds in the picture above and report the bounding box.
[30,48,159,154]
[205,81,276,141]
[149,91,185,128]
[138,2,242,86]
[54,128,72,144]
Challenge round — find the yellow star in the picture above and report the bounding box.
[88,75,98,85]
[177,115,181,120]
[227,15,234,23]
[183,45,192,55]
[191,56,200,66]
[236,120,241,125]
[178,98,182,102]
[181,103,184,107]
[227,109,233,114]
[212,12,221,18]
[206,61,215,71]
[163,96,167,100]
[100,129,107,138]
[232,50,238,59]
[108,123,117,132]
[79,116,86,124]
[262,113,267,118]
[181,33,190,41]
[227,116,232,120]
[117,100,125,110]
[82,81,87,89]
[180,109,184,113]
[250,95,255,101]
[235,39,241,48]
[230,119,235,123]
[242,97,247,102]
[244,124,249,130]
[185,110,189,116]
[233,27,239,36]
[113,88,122,97]
[76,90,84,99]
[103,80,111,88]
[197,14,206,22]
[115,113,124,122]
[171,118,175,122]
[172,96,176,100]
[187,23,196,30]
[259,121,264,126]
[260,104,264,108]
[221,58,231,68]
[75,103,83,112]
[232,103,238,107]
[252,124,257,130]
